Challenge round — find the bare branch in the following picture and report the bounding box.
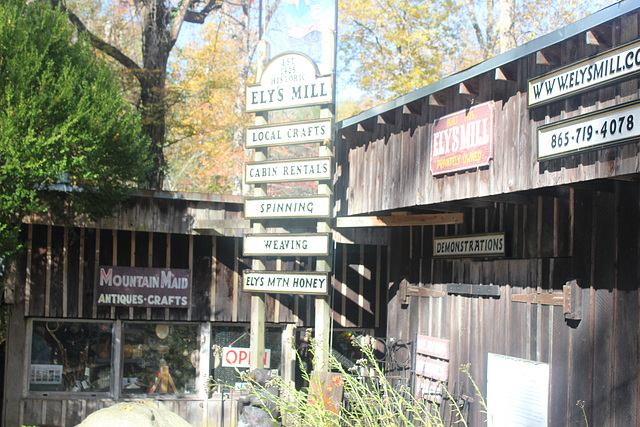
[458,0,486,54]
[263,0,282,29]
[183,0,222,24]
[53,0,143,82]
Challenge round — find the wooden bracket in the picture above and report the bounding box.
[400,279,445,305]
[336,212,463,228]
[511,279,582,321]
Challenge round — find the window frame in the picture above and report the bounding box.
[118,320,202,400]
[26,318,116,399]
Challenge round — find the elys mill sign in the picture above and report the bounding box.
[245,52,333,112]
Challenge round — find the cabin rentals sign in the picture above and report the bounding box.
[246,52,333,112]
[430,101,494,176]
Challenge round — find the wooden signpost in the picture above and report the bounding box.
[244,43,335,372]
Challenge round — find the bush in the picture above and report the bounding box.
[242,333,485,427]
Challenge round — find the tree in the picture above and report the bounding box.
[58,0,224,190]
[460,0,615,60]
[339,0,616,102]
[339,0,459,102]
[165,0,281,194]
[0,0,148,260]
[164,19,247,193]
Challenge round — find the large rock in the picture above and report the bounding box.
[76,402,193,427]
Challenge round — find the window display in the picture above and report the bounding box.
[209,325,282,392]
[121,323,198,395]
[29,321,113,392]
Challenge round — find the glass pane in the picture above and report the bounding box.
[210,325,282,391]
[29,321,112,393]
[122,323,198,395]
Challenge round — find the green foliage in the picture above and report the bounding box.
[246,336,479,427]
[0,0,149,259]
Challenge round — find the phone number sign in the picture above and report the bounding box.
[538,100,640,160]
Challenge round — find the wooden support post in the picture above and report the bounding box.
[250,39,270,371]
[314,28,335,373]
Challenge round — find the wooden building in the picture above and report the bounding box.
[335,1,640,425]
[7,1,640,426]
[2,190,385,426]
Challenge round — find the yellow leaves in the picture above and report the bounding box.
[165,19,249,194]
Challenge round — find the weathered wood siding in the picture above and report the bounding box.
[6,193,385,427]
[385,183,640,425]
[336,10,640,216]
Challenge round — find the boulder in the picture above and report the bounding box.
[75,402,193,427]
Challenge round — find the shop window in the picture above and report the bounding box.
[29,320,113,393]
[122,323,198,395]
[209,325,282,391]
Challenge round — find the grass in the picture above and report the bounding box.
[241,333,483,427]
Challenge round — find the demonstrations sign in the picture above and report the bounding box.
[430,101,494,176]
[245,157,331,183]
[433,233,505,257]
[529,39,640,107]
[97,266,190,308]
[243,271,329,295]
[244,195,331,219]
[246,52,333,112]
[244,233,330,256]
[246,118,332,148]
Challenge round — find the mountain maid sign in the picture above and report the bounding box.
[246,52,333,112]
[97,266,190,308]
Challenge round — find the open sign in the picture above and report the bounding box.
[221,347,271,368]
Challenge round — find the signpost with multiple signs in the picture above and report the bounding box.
[244,46,335,372]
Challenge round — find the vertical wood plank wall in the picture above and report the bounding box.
[385,183,640,426]
[11,208,384,426]
[335,10,640,218]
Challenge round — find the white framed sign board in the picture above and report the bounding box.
[244,195,331,219]
[528,39,640,107]
[537,100,640,160]
[245,157,332,184]
[243,270,329,295]
[245,118,332,148]
[246,52,333,112]
[244,233,330,256]
[487,353,549,427]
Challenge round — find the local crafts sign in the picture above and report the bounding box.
[430,101,494,176]
[96,266,190,308]
[243,271,329,295]
[246,118,332,148]
[246,52,333,112]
